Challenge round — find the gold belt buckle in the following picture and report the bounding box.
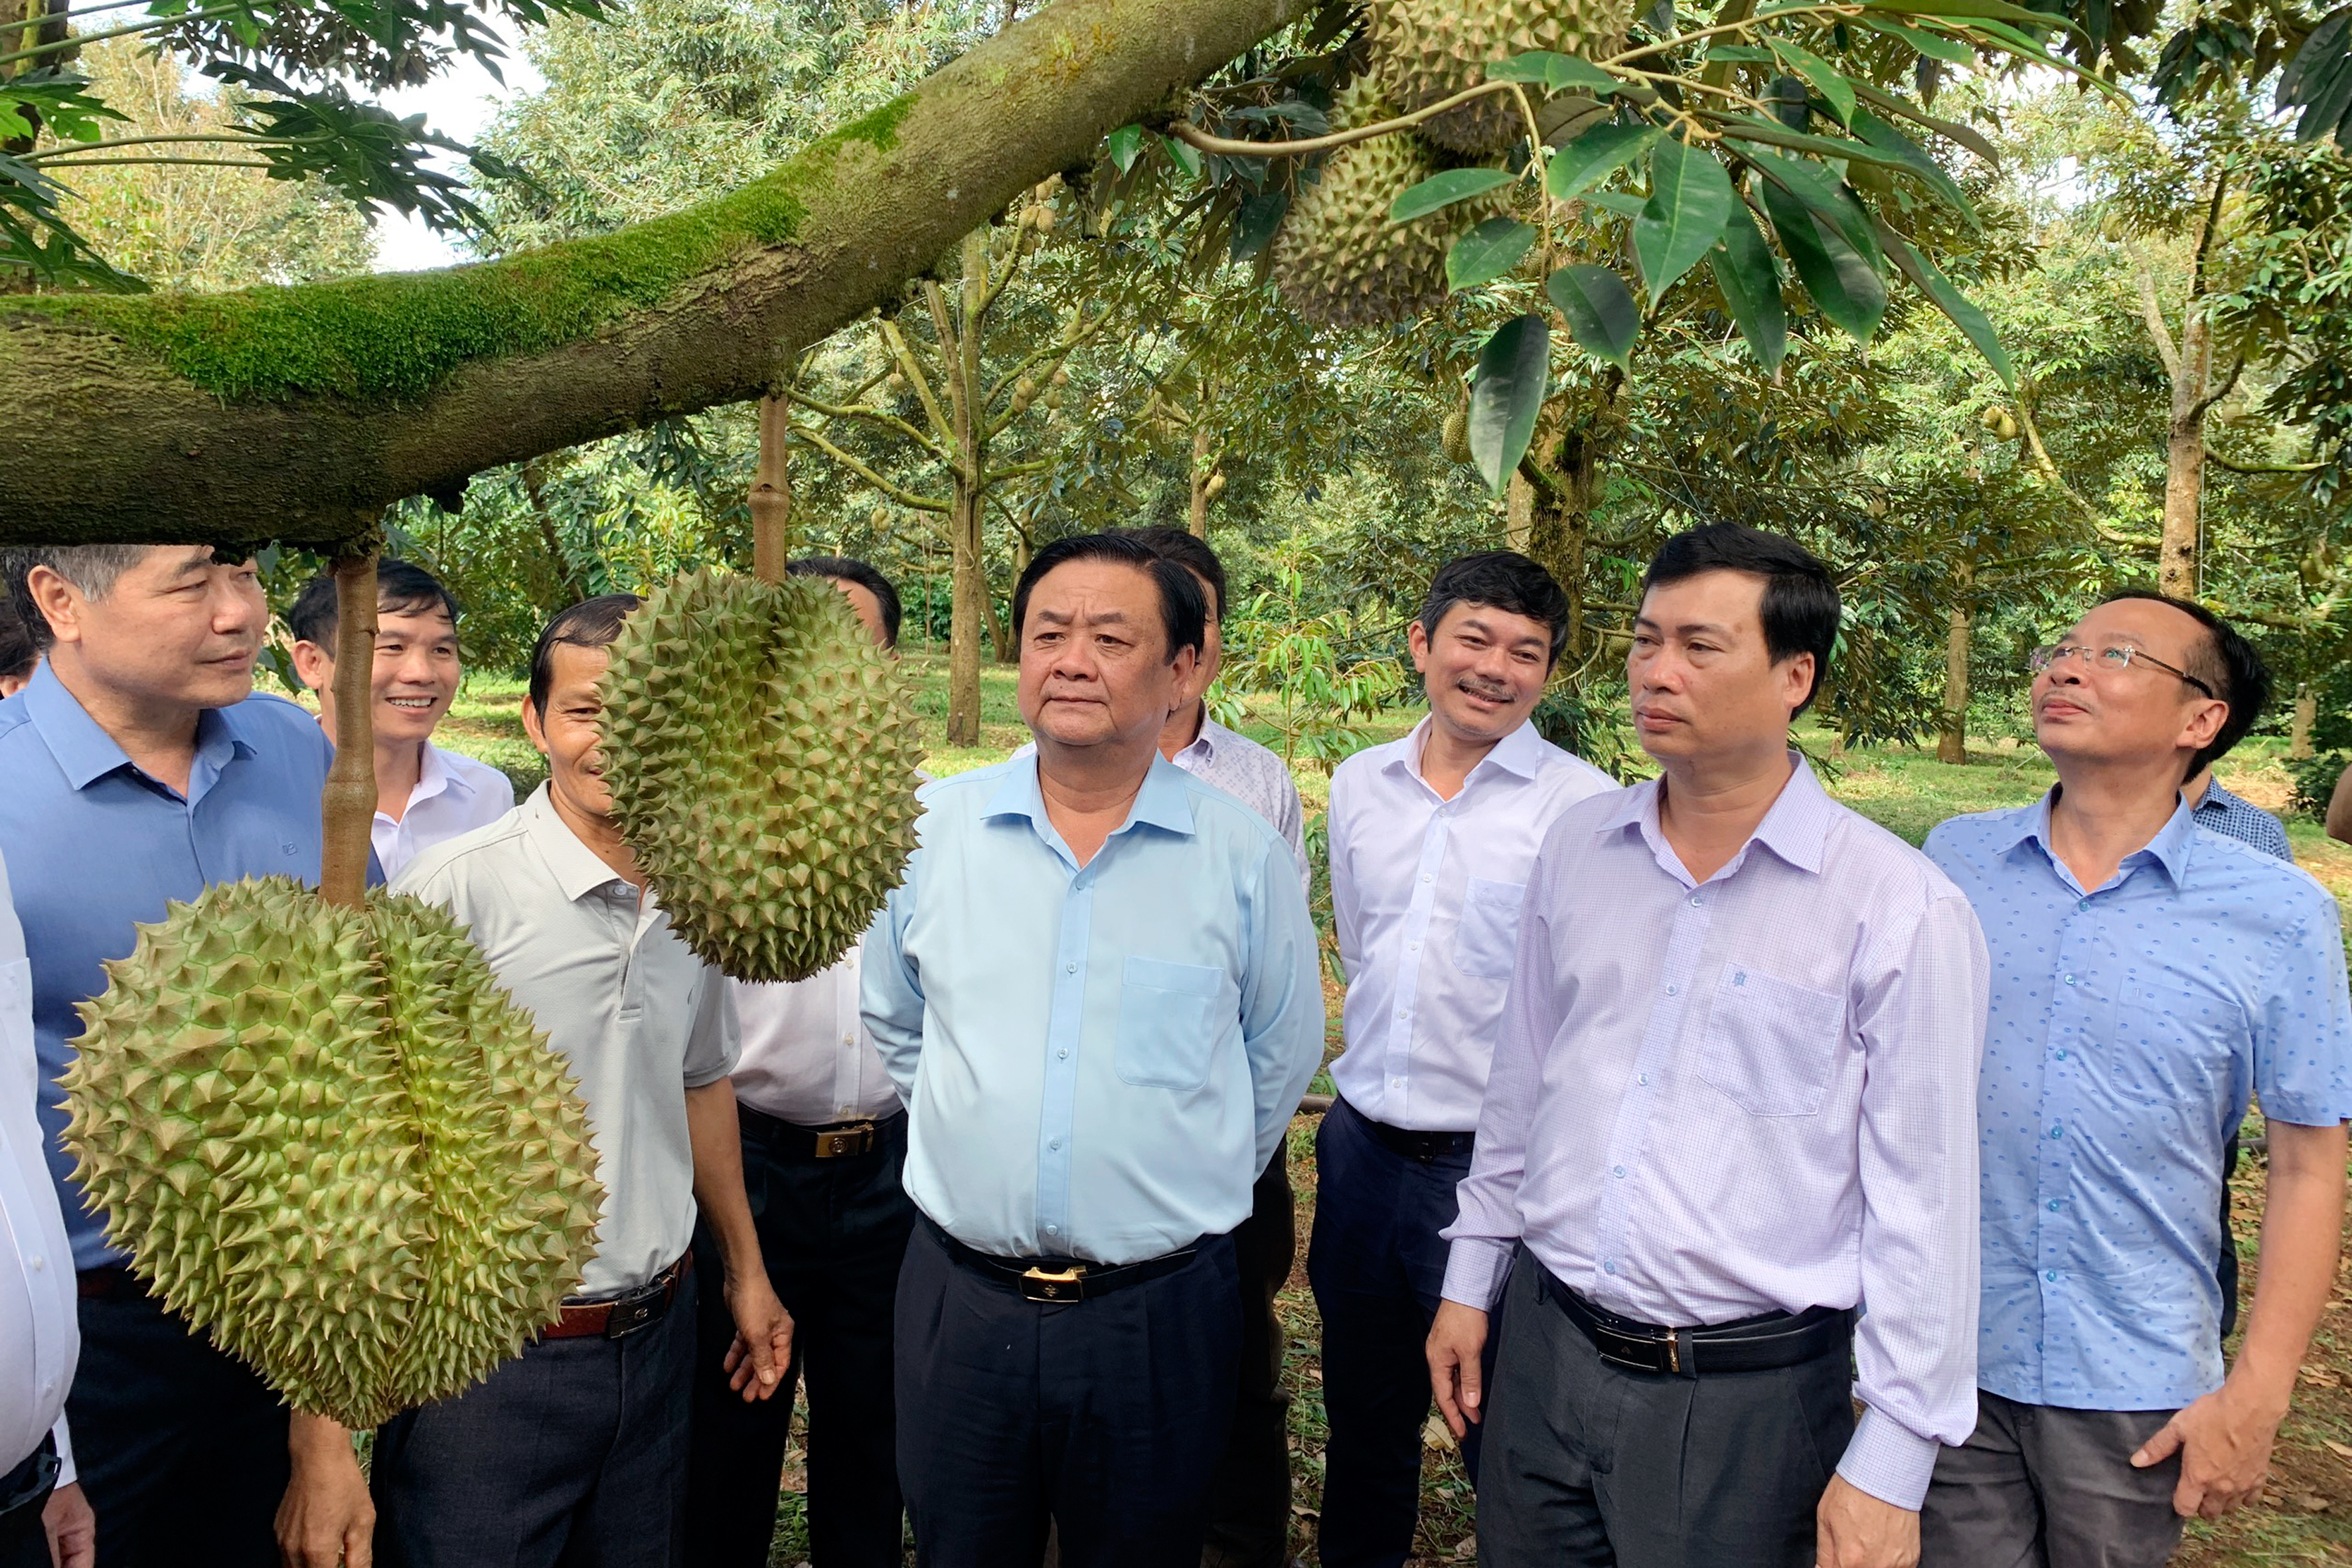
[813,1122,876,1158]
[1020,1264,1086,1302]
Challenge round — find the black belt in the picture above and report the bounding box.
[1535,1259,1852,1377]
[0,1433,57,1522]
[926,1218,1199,1304]
[1342,1097,1474,1163]
[739,1104,903,1160]
[540,1251,692,1340]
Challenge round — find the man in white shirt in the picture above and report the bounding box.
[378,595,793,1565]
[288,560,514,880]
[1314,551,1614,1568]
[0,848,92,1568]
[685,557,919,1568]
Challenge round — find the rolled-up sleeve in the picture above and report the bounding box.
[682,971,740,1087]
[1239,838,1325,1174]
[1838,890,1989,1510]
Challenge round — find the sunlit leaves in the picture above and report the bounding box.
[1448,216,1537,289]
[1389,167,1518,222]
[1488,50,1624,96]
[1634,134,1735,301]
[1547,264,1640,371]
[1766,37,1855,124]
[1468,313,1551,493]
[1758,174,1887,341]
[1546,121,1661,201]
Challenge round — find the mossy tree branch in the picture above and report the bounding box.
[0,0,1310,545]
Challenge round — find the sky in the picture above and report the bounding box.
[368,25,544,273]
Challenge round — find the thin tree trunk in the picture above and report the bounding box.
[2292,682,2317,761]
[1505,471,1534,551]
[750,393,793,582]
[1524,429,1599,667]
[1188,422,1214,537]
[1938,601,1970,765]
[2160,307,2211,597]
[945,228,990,747]
[520,459,591,604]
[320,545,380,908]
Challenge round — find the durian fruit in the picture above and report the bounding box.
[60,880,603,1429]
[1369,0,1636,155]
[1442,403,1472,465]
[1273,79,1455,331]
[599,567,923,983]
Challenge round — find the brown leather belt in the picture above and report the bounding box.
[538,1250,693,1341]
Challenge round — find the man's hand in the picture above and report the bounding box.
[277,1413,373,1567]
[1427,1300,1489,1439]
[42,1481,94,1568]
[720,1272,795,1402]
[1814,1474,1919,1568]
[2132,1375,2288,1519]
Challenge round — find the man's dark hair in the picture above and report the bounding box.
[1640,524,1840,714]
[1111,526,1227,619]
[528,593,643,715]
[786,555,903,648]
[3,544,152,652]
[286,559,461,649]
[1011,533,1207,663]
[2098,588,2272,779]
[0,592,35,682]
[1417,551,1571,670]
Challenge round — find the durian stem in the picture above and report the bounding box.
[751,392,794,584]
[319,542,380,910]
[1168,79,1538,159]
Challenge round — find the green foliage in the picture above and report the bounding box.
[1211,542,1409,773]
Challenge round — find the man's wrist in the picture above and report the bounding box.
[289,1412,356,1464]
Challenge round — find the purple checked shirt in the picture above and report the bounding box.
[1441,758,1990,1510]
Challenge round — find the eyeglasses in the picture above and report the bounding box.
[2027,643,2215,698]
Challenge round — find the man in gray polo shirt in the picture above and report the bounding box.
[376,595,794,1566]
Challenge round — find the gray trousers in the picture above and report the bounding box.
[1476,1251,1855,1568]
[1921,1389,2185,1567]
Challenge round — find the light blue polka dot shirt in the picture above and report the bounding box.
[1926,793,2352,1412]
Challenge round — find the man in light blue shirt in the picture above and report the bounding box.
[864,532,1324,1568]
[1923,589,2352,1567]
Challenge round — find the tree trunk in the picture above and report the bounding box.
[1524,428,1599,667]
[1505,471,1534,551]
[2292,681,2317,761]
[520,459,591,604]
[2160,306,2211,597]
[749,393,793,582]
[320,545,380,908]
[945,228,990,747]
[1938,601,1970,765]
[0,0,1307,543]
[1187,422,1214,537]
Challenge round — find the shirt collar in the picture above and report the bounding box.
[520,783,634,901]
[406,741,471,809]
[1387,715,1549,788]
[984,751,1198,841]
[1175,713,1222,765]
[2001,787,2199,887]
[1594,751,1832,880]
[21,659,251,793]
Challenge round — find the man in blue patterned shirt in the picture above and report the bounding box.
[1921,589,2352,1567]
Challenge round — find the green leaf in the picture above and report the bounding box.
[1759,176,1886,341]
[1229,191,1289,262]
[1468,314,1553,495]
[1743,148,1881,261]
[1861,0,2082,33]
[1702,44,1779,61]
[1881,229,2014,387]
[1107,123,1144,173]
[1710,200,1787,375]
[1852,13,1976,60]
[1634,135,1737,301]
[1970,17,2131,98]
[1546,264,1640,371]
[1581,189,1650,217]
[1715,114,1923,172]
[1160,133,1203,179]
[1490,50,1619,92]
[1766,37,1856,125]
[1545,121,1662,200]
[1389,167,1518,223]
[1449,217,1538,289]
[1850,110,1978,228]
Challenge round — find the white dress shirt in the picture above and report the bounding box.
[729,947,902,1127]
[1441,760,1989,1509]
[394,786,740,1298]
[1327,716,1615,1131]
[372,740,515,881]
[0,847,76,1482]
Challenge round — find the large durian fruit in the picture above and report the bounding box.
[1273,78,1457,331]
[60,880,603,1429]
[1369,0,1638,156]
[599,567,923,984]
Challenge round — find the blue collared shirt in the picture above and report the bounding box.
[862,753,1324,1265]
[1926,795,2352,1411]
[0,663,340,1269]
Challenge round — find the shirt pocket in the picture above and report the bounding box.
[2108,974,2242,1109]
[1696,965,1846,1117]
[1115,957,1229,1093]
[1452,877,1527,980]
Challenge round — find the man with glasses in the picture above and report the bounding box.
[1921,591,2352,1567]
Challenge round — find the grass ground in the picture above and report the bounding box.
[421,653,2352,1566]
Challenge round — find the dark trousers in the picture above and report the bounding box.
[0,1436,59,1568]
[1201,1156,1298,1568]
[67,1273,291,1567]
[686,1107,917,1567]
[372,1272,698,1568]
[1920,1390,2185,1568]
[1477,1251,1855,1568]
[1306,1097,1490,1568]
[894,1219,1241,1568]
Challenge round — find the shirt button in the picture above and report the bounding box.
[1603,1259,1619,1275]
[1689,895,1702,907]
[1664,983,1678,996]
[2055,1048,2069,1060]
[2062,973,2077,986]
[26,1255,40,1272]
[1612,1165,1626,1178]
[1046,1224,1059,1235]
[2077,900,2090,911]
[1637,1073,1650,1087]
[1422,874,1433,884]
[2049,1124,2065,1140]
[2048,1200,2063,1212]
[1065,963,1077,974]
[1049,1139,1061,1151]
[1409,941,1420,951]
[2045,1269,2061,1283]
[1058,1049,1069,1060]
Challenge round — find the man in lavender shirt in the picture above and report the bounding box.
[1427,524,1990,1568]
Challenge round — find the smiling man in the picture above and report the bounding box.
[1919,591,2352,1568]
[1312,550,1614,1568]
[0,545,369,1566]
[1427,524,1989,1568]
[287,561,514,880]
[863,532,1323,1567]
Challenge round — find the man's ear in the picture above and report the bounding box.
[22,565,82,648]
[289,639,333,693]
[2181,694,2229,755]
[520,696,550,757]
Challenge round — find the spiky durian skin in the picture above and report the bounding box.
[599,567,923,984]
[60,881,601,1429]
[1370,0,1636,155]
[1273,80,1454,331]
